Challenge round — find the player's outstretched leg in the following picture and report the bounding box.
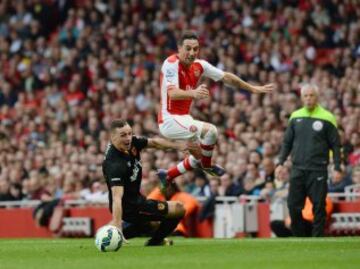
[145,237,174,246]
[145,201,185,246]
[201,164,226,177]
[199,123,225,176]
[157,155,199,188]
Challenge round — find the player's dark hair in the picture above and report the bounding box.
[178,30,199,45]
[0,132,7,140]
[110,119,129,131]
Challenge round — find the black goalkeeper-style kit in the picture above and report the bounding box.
[102,136,168,223]
[278,105,341,237]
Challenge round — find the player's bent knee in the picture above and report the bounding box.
[176,202,185,217]
[166,201,185,218]
[201,124,218,140]
[149,221,160,231]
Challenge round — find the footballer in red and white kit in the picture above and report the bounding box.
[158,55,224,139]
[157,31,274,187]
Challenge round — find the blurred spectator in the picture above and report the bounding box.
[0,178,13,201]
[218,173,243,197]
[328,170,354,193]
[348,133,360,166]
[82,180,107,203]
[191,171,211,197]
[351,166,360,185]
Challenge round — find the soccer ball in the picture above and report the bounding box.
[95,225,123,252]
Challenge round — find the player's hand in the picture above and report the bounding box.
[177,141,201,157]
[177,141,189,152]
[118,229,129,244]
[109,221,129,244]
[332,170,343,184]
[251,83,274,94]
[192,84,209,99]
[187,141,202,159]
[275,165,285,180]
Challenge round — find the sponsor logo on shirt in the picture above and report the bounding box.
[166,69,175,79]
[194,68,200,77]
[130,160,141,182]
[312,120,323,131]
[111,178,122,182]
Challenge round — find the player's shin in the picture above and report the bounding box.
[145,217,182,246]
[200,126,217,168]
[167,155,199,180]
[200,143,215,168]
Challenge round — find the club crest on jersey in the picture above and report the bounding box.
[312,120,323,131]
[189,125,198,133]
[157,203,166,211]
[194,68,200,77]
[131,147,138,156]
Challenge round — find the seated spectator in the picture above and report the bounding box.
[260,165,290,201]
[348,133,360,166]
[191,172,211,198]
[82,180,108,203]
[0,177,13,201]
[198,178,220,222]
[328,170,353,193]
[218,173,243,197]
[243,163,264,196]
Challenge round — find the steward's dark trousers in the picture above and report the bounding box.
[287,168,328,237]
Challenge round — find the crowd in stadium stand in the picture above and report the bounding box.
[0,0,359,205]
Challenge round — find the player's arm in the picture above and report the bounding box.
[110,185,124,229]
[200,60,273,94]
[326,117,343,183]
[109,185,128,243]
[326,119,342,172]
[275,120,295,178]
[168,85,209,100]
[106,161,128,242]
[147,137,189,151]
[277,120,295,165]
[222,72,274,94]
[163,61,208,101]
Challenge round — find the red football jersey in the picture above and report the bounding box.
[158,54,224,123]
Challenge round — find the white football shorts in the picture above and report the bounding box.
[159,115,205,141]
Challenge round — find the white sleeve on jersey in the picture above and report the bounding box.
[199,60,225,81]
[162,61,179,90]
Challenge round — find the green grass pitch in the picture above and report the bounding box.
[0,237,359,269]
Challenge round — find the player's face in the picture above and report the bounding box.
[178,39,199,66]
[111,124,133,152]
[301,88,318,110]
